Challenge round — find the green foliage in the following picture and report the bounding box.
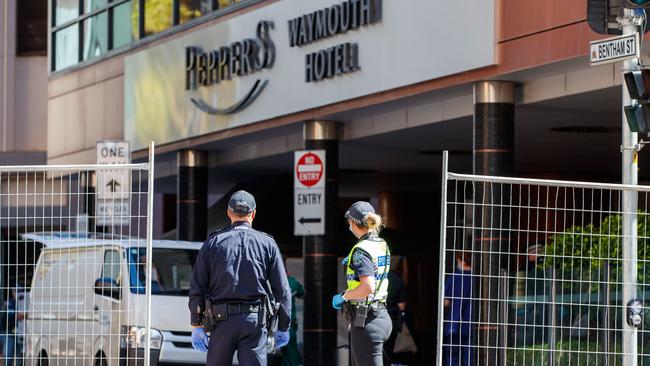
[506,341,622,366]
[544,213,650,292]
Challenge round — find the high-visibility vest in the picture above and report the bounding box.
[345,237,390,304]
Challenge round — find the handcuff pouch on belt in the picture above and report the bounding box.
[346,245,389,328]
[344,301,385,327]
[353,304,370,327]
[202,298,219,333]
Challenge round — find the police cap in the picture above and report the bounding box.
[228,190,256,215]
[344,201,375,225]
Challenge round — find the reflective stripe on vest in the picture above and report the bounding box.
[345,239,390,304]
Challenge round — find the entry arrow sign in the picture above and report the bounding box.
[298,217,322,224]
[106,179,121,193]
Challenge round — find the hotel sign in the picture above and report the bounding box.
[185,21,275,115]
[288,0,381,82]
[125,0,495,150]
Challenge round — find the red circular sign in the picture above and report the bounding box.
[296,152,323,187]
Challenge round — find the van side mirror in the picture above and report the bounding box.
[94,278,121,300]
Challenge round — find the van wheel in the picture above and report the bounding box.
[37,352,48,366]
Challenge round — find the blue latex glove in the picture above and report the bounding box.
[332,293,346,310]
[274,330,290,350]
[341,257,349,266]
[191,327,210,352]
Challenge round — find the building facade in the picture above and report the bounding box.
[42,0,638,364]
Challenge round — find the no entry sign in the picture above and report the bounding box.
[294,150,326,236]
[296,152,324,187]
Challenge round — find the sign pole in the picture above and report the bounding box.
[621,8,640,366]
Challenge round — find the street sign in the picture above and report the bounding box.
[296,152,324,187]
[96,200,131,226]
[589,33,640,66]
[96,141,131,199]
[294,150,325,236]
[96,141,131,227]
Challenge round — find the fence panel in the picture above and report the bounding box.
[438,165,650,366]
[0,157,154,366]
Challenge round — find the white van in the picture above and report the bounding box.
[23,232,206,366]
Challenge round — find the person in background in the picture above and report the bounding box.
[523,244,546,346]
[1,287,25,366]
[526,244,544,272]
[442,252,473,366]
[281,256,305,366]
[384,256,408,366]
[138,254,162,286]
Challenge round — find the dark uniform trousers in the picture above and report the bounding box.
[350,308,392,366]
[207,312,268,366]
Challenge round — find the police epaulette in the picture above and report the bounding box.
[207,227,230,237]
[256,229,274,239]
[352,246,372,258]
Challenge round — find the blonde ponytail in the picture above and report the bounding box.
[364,212,383,234]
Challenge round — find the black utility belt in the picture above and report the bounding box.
[344,301,386,327]
[214,301,261,317]
[223,302,261,315]
[349,302,387,311]
[203,300,262,332]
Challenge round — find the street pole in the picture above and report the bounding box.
[621,8,640,366]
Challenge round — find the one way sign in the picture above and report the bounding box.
[96,141,130,199]
[294,150,325,236]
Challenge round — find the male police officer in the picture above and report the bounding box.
[189,190,292,366]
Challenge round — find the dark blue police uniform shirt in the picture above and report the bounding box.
[349,248,375,278]
[189,221,292,330]
[443,269,473,337]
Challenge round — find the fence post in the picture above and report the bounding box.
[549,267,557,366]
[436,150,449,366]
[602,261,611,366]
[145,141,155,366]
[500,269,508,366]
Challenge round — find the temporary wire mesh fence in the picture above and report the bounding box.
[438,169,650,366]
[0,161,155,366]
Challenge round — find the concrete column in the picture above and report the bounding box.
[177,150,208,242]
[302,120,338,366]
[473,81,514,366]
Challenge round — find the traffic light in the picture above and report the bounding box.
[625,70,650,99]
[624,104,650,132]
[624,70,650,132]
[588,0,650,34]
[588,0,622,34]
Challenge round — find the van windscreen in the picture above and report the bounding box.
[127,247,198,296]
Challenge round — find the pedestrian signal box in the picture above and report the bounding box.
[624,70,650,133]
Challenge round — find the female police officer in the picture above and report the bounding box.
[332,201,392,365]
